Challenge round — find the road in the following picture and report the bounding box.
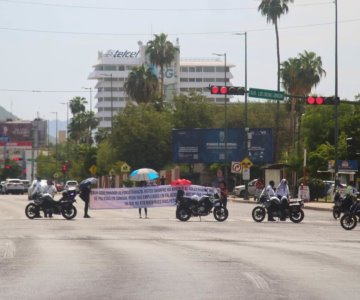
[0,194,359,300]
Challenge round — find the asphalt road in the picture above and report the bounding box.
[0,194,359,300]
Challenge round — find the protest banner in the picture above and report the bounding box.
[90,185,216,209]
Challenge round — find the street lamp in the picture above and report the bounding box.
[234,32,249,199]
[212,52,228,186]
[50,111,58,172]
[60,101,69,163]
[334,0,339,179]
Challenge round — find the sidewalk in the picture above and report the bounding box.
[229,196,333,211]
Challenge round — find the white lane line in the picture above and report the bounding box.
[243,272,270,290]
[3,241,16,259]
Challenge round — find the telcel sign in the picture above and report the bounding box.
[103,50,140,58]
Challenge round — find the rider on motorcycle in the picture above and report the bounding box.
[265,180,278,221]
[276,179,290,221]
[42,179,57,218]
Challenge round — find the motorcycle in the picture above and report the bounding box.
[332,192,356,219]
[175,189,228,222]
[25,188,77,220]
[252,194,304,223]
[340,200,360,230]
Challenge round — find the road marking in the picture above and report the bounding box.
[2,241,16,259]
[243,272,270,290]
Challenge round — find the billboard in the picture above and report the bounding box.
[172,128,273,164]
[0,122,32,141]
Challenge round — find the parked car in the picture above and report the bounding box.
[233,179,258,198]
[21,180,30,193]
[64,180,79,193]
[4,179,24,195]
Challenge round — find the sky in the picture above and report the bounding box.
[0,0,359,123]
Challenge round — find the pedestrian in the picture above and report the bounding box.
[160,175,166,185]
[254,178,265,201]
[219,180,228,208]
[79,181,93,218]
[139,181,148,218]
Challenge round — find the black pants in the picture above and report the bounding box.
[139,208,147,216]
[84,200,89,216]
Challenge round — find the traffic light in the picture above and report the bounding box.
[61,163,67,173]
[306,96,340,105]
[209,85,245,95]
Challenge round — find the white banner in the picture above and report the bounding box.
[90,185,216,209]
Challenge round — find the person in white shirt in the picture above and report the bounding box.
[42,180,57,218]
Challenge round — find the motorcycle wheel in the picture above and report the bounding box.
[289,209,304,223]
[61,205,77,220]
[251,206,266,222]
[25,203,38,219]
[177,208,191,222]
[340,214,357,230]
[213,206,228,222]
[333,207,341,219]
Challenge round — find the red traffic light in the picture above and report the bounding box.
[210,85,245,95]
[307,96,340,105]
[61,163,67,173]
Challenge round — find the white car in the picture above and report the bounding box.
[4,179,24,195]
[233,179,258,198]
[64,180,79,192]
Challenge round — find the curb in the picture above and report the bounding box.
[229,197,332,212]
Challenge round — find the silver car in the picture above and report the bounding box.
[233,179,258,198]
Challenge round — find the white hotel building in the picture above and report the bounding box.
[88,40,235,129]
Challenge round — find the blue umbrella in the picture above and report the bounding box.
[129,168,159,182]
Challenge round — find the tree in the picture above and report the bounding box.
[258,0,293,161]
[172,93,215,129]
[124,64,159,104]
[146,33,179,99]
[69,96,87,115]
[111,103,172,170]
[281,51,326,148]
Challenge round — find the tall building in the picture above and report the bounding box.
[88,41,234,130]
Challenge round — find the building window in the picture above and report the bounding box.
[204,78,214,82]
[203,66,215,72]
[196,67,202,72]
[104,65,117,71]
[180,67,188,72]
[180,78,188,82]
[189,67,195,72]
[195,78,202,82]
[189,78,195,82]
[118,65,125,71]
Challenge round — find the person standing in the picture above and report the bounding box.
[254,178,265,201]
[276,179,290,221]
[219,181,228,208]
[138,181,148,218]
[79,182,92,218]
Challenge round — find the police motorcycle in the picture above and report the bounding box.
[175,188,228,222]
[25,187,77,220]
[332,191,356,219]
[252,190,304,223]
[340,199,360,230]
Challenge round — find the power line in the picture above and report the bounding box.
[0,18,359,37]
[0,0,332,11]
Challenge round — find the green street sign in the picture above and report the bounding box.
[249,88,285,100]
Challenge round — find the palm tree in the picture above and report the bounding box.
[146,33,179,99]
[69,96,87,115]
[258,0,293,161]
[281,51,326,149]
[124,64,159,104]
